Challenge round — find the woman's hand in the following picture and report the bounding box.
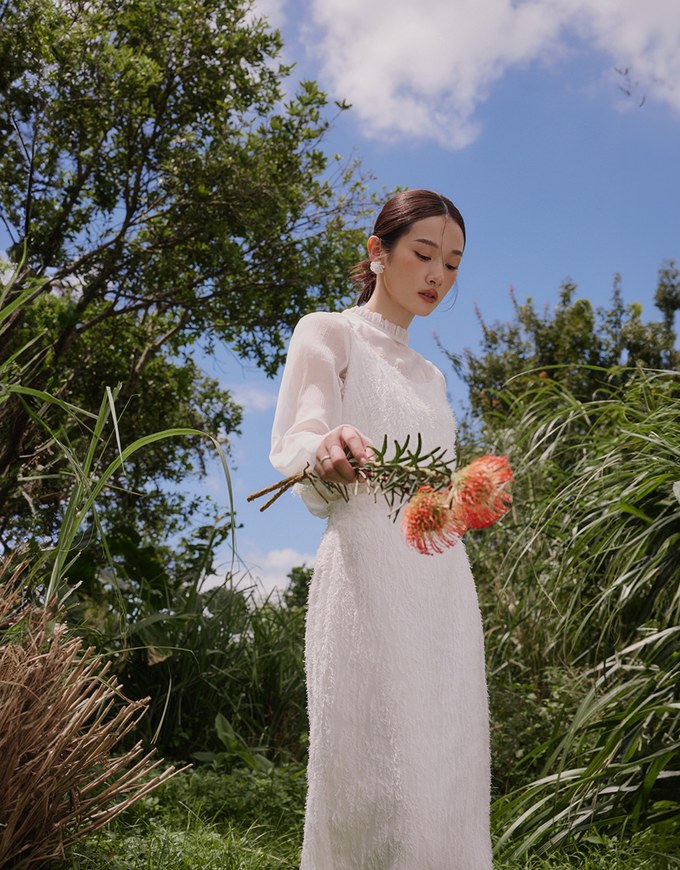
[314,425,374,484]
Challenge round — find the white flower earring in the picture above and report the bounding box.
[369,260,384,275]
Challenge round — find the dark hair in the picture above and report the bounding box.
[353,189,466,305]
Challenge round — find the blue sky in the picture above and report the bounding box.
[205,0,680,594]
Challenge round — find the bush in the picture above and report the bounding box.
[0,556,177,869]
[468,370,680,857]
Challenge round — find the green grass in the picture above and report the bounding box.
[67,825,299,870]
[64,766,305,869]
[498,840,677,869]
[466,370,680,854]
[62,767,677,870]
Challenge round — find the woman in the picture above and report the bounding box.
[270,190,492,869]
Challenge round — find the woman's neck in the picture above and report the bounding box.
[363,287,414,330]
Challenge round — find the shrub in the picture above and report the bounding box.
[0,557,178,868]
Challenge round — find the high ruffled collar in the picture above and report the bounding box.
[345,306,409,346]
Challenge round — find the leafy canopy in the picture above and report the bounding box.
[0,0,375,540]
[443,264,680,425]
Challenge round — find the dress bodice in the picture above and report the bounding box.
[270,307,457,517]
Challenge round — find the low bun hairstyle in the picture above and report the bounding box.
[352,189,466,306]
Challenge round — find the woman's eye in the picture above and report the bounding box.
[415,252,430,261]
[446,264,459,272]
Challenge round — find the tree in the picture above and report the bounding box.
[442,266,680,844]
[281,564,313,609]
[442,263,679,426]
[0,0,374,541]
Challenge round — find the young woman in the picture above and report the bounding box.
[270,190,492,869]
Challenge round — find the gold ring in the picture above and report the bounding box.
[320,455,332,465]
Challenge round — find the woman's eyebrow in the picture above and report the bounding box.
[414,238,463,256]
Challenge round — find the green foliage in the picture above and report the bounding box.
[496,630,679,856]
[465,370,680,855]
[152,765,306,834]
[488,668,587,798]
[281,564,313,610]
[63,767,675,869]
[445,268,680,855]
[0,0,375,542]
[67,820,299,869]
[0,266,242,543]
[101,565,308,762]
[444,266,679,426]
[483,371,680,666]
[192,712,275,773]
[1,268,308,768]
[250,431,461,518]
[64,766,305,869]
[495,835,677,869]
[0,261,232,580]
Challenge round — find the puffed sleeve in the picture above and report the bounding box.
[269,312,351,517]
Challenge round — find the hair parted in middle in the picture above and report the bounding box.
[352,189,466,305]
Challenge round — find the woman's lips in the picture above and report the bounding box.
[418,289,439,303]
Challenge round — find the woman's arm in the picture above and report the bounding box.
[270,312,371,513]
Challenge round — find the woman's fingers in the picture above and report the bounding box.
[315,425,374,483]
[342,427,370,467]
[315,440,354,483]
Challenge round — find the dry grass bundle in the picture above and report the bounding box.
[0,560,180,869]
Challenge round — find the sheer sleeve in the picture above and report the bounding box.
[269,312,351,517]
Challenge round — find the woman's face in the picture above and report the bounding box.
[366,215,464,328]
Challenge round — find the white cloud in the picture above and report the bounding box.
[240,546,316,599]
[229,383,279,413]
[204,545,315,601]
[250,0,288,29]
[304,0,680,148]
[567,0,680,110]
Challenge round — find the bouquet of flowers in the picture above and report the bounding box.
[248,434,513,556]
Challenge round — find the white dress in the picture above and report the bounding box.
[270,306,492,870]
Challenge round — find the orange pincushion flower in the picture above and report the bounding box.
[401,486,467,555]
[449,455,513,529]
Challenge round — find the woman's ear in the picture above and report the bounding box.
[367,234,383,261]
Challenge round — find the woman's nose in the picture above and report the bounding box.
[428,264,444,286]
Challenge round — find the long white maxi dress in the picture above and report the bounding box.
[270,306,492,870]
